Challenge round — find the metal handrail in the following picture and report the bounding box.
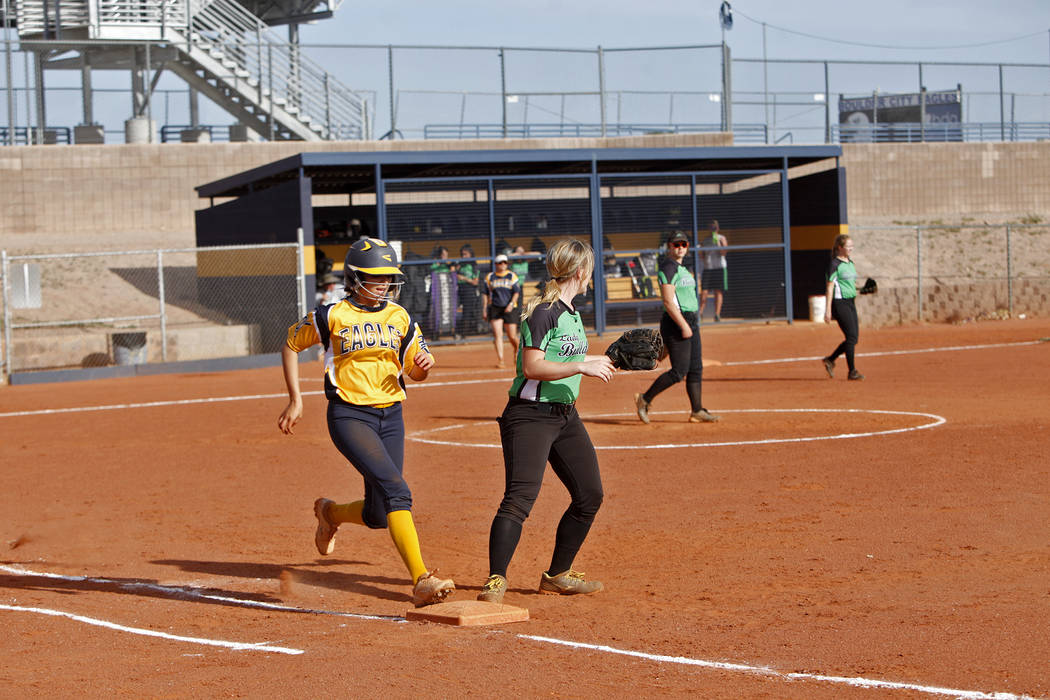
[11,0,365,140]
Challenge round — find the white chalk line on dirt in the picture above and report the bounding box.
[0,602,303,655]
[520,635,1039,700]
[720,339,1044,366]
[407,408,947,450]
[0,339,1037,420]
[1,564,1034,699]
[0,563,404,655]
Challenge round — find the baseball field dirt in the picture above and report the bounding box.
[1,317,1048,698]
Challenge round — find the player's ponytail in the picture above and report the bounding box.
[522,237,594,321]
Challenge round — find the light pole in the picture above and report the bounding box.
[719,1,733,132]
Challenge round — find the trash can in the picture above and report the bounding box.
[112,332,148,365]
[808,295,826,322]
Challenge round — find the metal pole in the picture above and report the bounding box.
[916,226,923,321]
[920,87,927,143]
[2,249,12,379]
[81,52,93,126]
[267,45,274,140]
[144,42,152,144]
[823,61,830,144]
[324,72,331,139]
[723,42,732,133]
[24,52,30,139]
[33,51,45,144]
[1006,224,1013,315]
[157,250,167,361]
[3,0,14,145]
[998,63,1005,141]
[720,28,725,131]
[387,45,395,139]
[296,227,306,319]
[499,47,506,138]
[597,45,606,137]
[781,158,793,323]
[762,22,769,141]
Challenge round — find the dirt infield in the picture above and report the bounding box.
[2,318,1048,699]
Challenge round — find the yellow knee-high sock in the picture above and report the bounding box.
[386,510,428,582]
[328,501,365,525]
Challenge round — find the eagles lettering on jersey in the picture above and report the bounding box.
[335,322,404,354]
[286,298,429,406]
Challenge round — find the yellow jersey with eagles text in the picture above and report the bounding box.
[286,298,430,406]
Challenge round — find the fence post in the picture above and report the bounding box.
[2,249,11,380]
[157,249,168,362]
[1006,223,1013,315]
[916,225,923,321]
[296,228,306,319]
[499,48,506,138]
[597,45,606,137]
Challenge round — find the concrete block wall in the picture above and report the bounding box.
[842,142,1050,223]
[856,279,1050,327]
[0,132,731,252]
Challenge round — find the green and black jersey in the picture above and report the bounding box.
[508,300,588,404]
[658,258,699,313]
[827,258,858,299]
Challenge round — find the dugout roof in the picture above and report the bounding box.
[195,145,843,199]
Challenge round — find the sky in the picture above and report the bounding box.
[5,0,1050,140]
[300,0,1050,64]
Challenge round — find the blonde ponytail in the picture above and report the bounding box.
[521,237,594,322]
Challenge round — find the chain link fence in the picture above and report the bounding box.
[850,223,1050,325]
[1,243,304,378]
[4,38,1050,144]
[3,225,1048,381]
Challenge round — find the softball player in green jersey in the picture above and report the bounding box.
[477,238,616,605]
[822,234,864,380]
[635,230,719,424]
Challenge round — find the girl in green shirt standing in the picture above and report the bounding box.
[635,231,719,424]
[477,238,616,605]
[822,234,864,380]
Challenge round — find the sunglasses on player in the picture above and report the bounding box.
[671,241,689,248]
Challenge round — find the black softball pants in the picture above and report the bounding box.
[487,399,604,578]
[327,401,411,529]
[829,297,860,371]
[643,310,704,412]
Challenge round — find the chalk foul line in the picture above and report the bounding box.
[0,603,303,655]
[520,635,1040,700]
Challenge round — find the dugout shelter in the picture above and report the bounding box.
[195,145,846,347]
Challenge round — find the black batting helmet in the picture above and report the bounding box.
[343,237,403,302]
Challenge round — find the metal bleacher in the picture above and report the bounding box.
[5,0,365,141]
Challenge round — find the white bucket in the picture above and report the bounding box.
[808,295,826,322]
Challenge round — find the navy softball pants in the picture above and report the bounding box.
[327,400,411,529]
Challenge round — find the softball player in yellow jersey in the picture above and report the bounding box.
[278,237,455,608]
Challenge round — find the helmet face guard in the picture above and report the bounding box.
[347,270,404,304]
[344,238,404,303]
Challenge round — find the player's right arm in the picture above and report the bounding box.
[278,343,303,434]
[278,313,321,434]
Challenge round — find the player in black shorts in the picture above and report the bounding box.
[482,253,522,368]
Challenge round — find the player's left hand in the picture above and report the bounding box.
[581,355,616,383]
[413,351,435,373]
